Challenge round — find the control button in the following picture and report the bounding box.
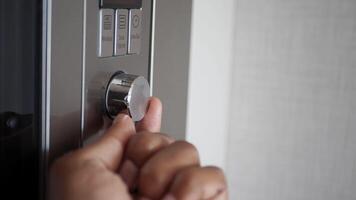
[115,9,128,56]
[105,72,150,121]
[98,9,114,57]
[128,9,142,54]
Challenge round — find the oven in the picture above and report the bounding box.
[0,0,154,198]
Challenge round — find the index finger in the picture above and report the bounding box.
[78,114,135,171]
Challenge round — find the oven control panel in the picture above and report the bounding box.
[81,0,153,139]
[98,6,142,57]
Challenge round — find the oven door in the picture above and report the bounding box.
[0,0,43,199]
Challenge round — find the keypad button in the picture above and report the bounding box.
[115,9,129,56]
[128,9,142,54]
[98,9,114,57]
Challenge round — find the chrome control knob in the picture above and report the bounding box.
[105,72,150,121]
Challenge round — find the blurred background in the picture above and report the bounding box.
[153,0,356,199]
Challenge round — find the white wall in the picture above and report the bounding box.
[164,0,356,199]
[186,0,235,169]
[5,0,355,198]
[227,0,356,199]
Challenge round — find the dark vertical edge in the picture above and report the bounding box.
[40,0,47,199]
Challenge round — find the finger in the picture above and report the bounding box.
[119,132,174,190]
[119,159,138,191]
[138,141,200,199]
[126,132,174,167]
[50,160,132,200]
[163,166,228,200]
[136,97,162,132]
[78,114,135,171]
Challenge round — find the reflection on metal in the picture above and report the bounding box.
[105,72,150,121]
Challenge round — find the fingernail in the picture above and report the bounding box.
[162,194,176,200]
[119,160,138,189]
[113,113,129,124]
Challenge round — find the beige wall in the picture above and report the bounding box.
[156,0,356,199]
[227,0,356,199]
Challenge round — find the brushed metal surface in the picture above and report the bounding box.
[227,0,356,199]
[48,0,83,162]
[152,0,192,139]
[82,0,153,139]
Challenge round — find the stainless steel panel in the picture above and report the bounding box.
[48,0,83,162]
[152,0,192,139]
[82,0,153,139]
[115,9,129,56]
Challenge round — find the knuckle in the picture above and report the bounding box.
[204,166,228,185]
[127,132,172,166]
[138,168,164,198]
[211,167,227,181]
[128,132,172,153]
[128,132,156,152]
[176,168,200,186]
[174,141,200,158]
[140,166,161,185]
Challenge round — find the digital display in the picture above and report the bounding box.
[101,0,142,9]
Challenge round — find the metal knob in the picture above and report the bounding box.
[105,72,150,121]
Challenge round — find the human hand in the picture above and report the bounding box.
[49,97,227,200]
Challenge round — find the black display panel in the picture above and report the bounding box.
[101,0,142,8]
[0,0,42,199]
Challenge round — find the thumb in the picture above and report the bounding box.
[80,114,135,171]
